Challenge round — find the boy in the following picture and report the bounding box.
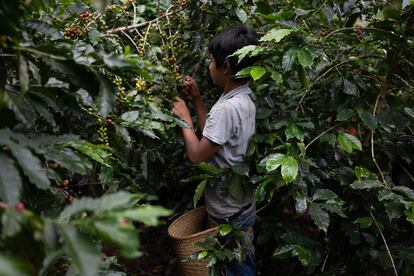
[172,25,258,275]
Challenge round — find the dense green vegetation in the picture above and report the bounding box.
[1,0,414,275]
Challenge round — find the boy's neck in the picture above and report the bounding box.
[222,80,246,95]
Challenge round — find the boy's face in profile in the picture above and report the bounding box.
[208,55,226,87]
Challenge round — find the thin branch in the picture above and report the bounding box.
[304,123,342,152]
[397,160,414,185]
[106,5,181,34]
[321,253,329,272]
[369,211,398,276]
[120,30,140,53]
[0,54,16,57]
[295,60,350,111]
[324,27,398,39]
[371,94,387,187]
[237,203,270,229]
[12,46,67,61]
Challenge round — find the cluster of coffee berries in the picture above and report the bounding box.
[355,26,365,39]
[97,119,110,149]
[65,27,80,39]
[80,11,91,19]
[135,77,147,92]
[113,76,130,105]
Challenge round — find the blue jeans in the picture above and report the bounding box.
[211,205,256,276]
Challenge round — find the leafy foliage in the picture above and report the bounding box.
[1,0,414,275]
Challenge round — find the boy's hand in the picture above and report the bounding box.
[183,75,201,102]
[172,96,192,126]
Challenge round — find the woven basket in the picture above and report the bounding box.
[168,206,219,276]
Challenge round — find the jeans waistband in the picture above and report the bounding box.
[210,203,253,224]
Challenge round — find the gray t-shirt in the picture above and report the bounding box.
[202,84,256,218]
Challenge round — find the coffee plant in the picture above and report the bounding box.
[1,0,414,275]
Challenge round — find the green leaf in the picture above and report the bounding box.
[260,29,293,42]
[0,153,22,204]
[250,66,266,81]
[358,111,377,130]
[76,89,94,107]
[231,164,249,175]
[0,253,32,276]
[337,132,362,153]
[93,217,140,258]
[117,205,172,226]
[1,209,23,238]
[404,107,414,119]
[219,224,233,236]
[43,148,92,175]
[312,189,338,202]
[96,73,116,119]
[296,50,313,67]
[26,21,63,40]
[235,8,248,23]
[280,156,299,184]
[173,117,192,129]
[60,191,142,219]
[19,55,29,94]
[343,79,358,96]
[291,245,311,266]
[230,45,263,63]
[336,109,355,121]
[355,217,373,228]
[273,245,295,259]
[8,145,50,190]
[198,251,208,260]
[227,174,251,200]
[58,224,101,276]
[354,166,371,180]
[193,180,207,207]
[320,133,336,146]
[350,180,383,190]
[285,123,304,142]
[263,153,285,172]
[197,162,226,175]
[320,203,347,218]
[405,203,414,224]
[392,186,414,200]
[120,111,140,123]
[66,140,110,167]
[271,71,283,83]
[309,203,330,233]
[282,50,296,72]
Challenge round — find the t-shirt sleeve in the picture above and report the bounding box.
[202,104,235,145]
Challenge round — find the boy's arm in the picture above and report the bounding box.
[173,96,219,164]
[181,129,219,164]
[192,96,207,132]
[183,75,207,132]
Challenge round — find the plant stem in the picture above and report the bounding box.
[304,123,342,152]
[369,211,398,276]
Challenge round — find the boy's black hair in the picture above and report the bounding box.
[208,25,259,83]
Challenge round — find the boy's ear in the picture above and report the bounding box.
[223,59,232,75]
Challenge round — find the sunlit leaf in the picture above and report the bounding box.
[260,28,293,42]
[350,180,383,190]
[219,224,233,236]
[193,180,207,207]
[280,156,298,184]
[337,132,362,153]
